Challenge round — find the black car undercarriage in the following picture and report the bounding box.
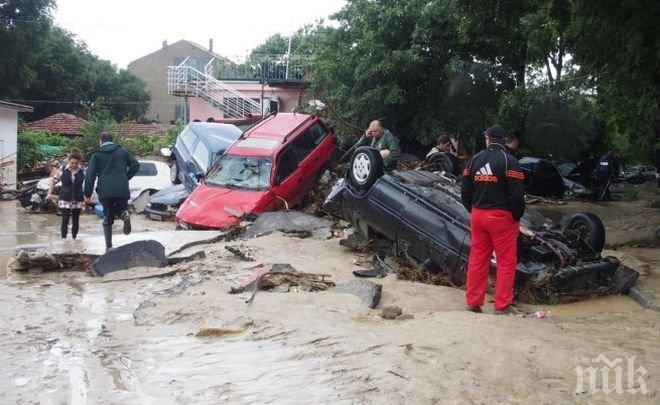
[324,147,638,303]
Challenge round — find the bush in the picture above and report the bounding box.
[17,130,72,169]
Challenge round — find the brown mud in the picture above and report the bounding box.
[0,182,658,403]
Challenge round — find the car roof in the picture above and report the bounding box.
[187,122,242,151]
[227,113,315,157]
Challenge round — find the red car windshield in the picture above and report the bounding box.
[206,155,272,190]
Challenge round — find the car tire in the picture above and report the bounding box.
[348,146,384,192]
[170,160,181,184]
[564,212,606,253]
[426,152,456,175]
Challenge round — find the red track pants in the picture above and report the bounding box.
[465,208,519,310]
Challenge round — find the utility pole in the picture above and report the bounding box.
[285,35,293,80]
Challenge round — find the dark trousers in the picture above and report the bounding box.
[101,198,128,227]
[60,208,81,239]
[597,174,612,201]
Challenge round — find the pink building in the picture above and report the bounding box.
[167,54,310,123]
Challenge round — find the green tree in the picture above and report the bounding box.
[569,0,659,161]
[0,0,54,98]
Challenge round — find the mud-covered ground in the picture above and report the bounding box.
[0,182,658,404]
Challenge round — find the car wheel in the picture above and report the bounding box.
[564,212,606,253]
[348,146,384,192]
[426,152,456,175]
[170,160,181,184]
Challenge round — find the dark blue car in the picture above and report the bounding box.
[169,122,242,191]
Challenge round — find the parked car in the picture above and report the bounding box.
[518,157,565,197]
[323,147,638,302]
[168,122,243,191]
[176,113,336,229]
[34,160,170,212]
[144,184,189,221]
[624,165,657,182]
[146,122,242,221]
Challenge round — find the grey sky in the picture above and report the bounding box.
[53,0,346,68]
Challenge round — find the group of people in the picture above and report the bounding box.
[354,121,524,314]
[46,132,140,251]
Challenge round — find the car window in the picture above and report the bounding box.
[136,162,157,176]
[192,141,210,172]
[178,127,197,152]
[306,122,328,146]
[276,146,301,183]
[206,155,272,190]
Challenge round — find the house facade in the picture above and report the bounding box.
[130,39,309,124]
[128,39,227,124]
[0,101,34,191]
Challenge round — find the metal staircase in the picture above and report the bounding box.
[167,58,262,118]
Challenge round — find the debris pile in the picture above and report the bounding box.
[7,250,96,273]
[230,264,335,302]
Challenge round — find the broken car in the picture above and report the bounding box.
[176,113,335,229]
[324,146,638,303]
[146,122,243,220]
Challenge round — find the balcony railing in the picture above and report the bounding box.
[214,54,313,82]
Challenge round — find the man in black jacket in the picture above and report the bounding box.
[461,125,525,314]
[84,132,139,250]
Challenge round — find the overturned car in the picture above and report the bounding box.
[324,147,638,303]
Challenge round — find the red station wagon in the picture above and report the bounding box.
[175,113,336,229]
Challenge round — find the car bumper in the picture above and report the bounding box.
[143,206,176,221]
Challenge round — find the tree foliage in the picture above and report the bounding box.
[0,1,150,121]
[283,0,658,162]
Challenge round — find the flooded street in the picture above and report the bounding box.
[0,200,658,403]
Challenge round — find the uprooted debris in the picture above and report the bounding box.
[229,263,335,303]
[330,280,383,308]
[224,245,256,261]
[92,240,168,277]
[7,250,97,273]
[242,211,332,239]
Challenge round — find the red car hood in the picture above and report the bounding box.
[176,183,273,229]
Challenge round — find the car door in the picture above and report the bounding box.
[272,145,305,208]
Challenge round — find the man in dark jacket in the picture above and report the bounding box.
[461,125,525,314]
[84,132,140,250]
[354,120,401,171]
[595,151,615,201]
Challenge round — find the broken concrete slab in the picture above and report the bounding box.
[242,211,332,239]
[330,280,383,309]
[91,240,167,277]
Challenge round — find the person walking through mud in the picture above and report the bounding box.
[460,125,525,315]
[46,148,85,239]
[354,120,401,171]
[84,132,139,250]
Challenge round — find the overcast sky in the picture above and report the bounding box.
[53,0,346,68]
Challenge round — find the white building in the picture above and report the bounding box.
[0,101,34,191]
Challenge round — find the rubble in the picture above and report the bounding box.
[380,305,402,319]
[330,280,383,308]
[229,263,335,303]
[7,250,96,273]
[224,245,256,261]
[242,211,332,239]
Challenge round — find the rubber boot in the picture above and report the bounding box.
[103,225,113,251]
[121,211,132,235]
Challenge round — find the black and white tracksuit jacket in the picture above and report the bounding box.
[460,143,525,221]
